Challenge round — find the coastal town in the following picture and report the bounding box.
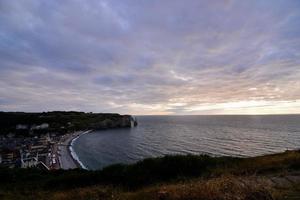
[0,123,84,170]
[0,112,137,170]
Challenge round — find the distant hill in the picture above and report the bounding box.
[0,111,137,136]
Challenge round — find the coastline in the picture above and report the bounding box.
[58,130,91,170]
[69,130,92,170]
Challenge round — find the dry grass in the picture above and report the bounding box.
[213,150,300,176]
[35,176,276,200]
[51,187,115,200]
[120,176,275,200]
[0,175,296,200]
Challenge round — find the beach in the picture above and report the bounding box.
[57,131,91,170]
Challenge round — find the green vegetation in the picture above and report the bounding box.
[0,150,299,199]
[0,111,134,135]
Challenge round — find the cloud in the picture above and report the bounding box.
[0,0,300,114]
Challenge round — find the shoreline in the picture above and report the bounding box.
[69,130,92,170]
[58,130,92,170]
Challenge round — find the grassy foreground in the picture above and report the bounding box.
[1,150,300,200]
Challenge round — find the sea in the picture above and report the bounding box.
[72,115,300,170]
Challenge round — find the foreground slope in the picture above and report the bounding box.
[0,150,299,200]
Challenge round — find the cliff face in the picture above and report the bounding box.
[91,115,138,129]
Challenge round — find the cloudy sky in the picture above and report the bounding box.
[0,0,300,115]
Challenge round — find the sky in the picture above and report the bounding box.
[0,0,300,115]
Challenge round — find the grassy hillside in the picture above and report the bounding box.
[0,150,300,199]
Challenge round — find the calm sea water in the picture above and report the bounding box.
[73,115,300,170]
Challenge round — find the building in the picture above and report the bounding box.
[0,149,18,167]
[16,124,29,130]
[31,123,49,130]
[21,156,38,168]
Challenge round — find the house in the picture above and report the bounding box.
[37,134,50,146]
[21,156,38,168]
[31,123,49,130]
[16,124,29,130]
[0,149,18,167]
[30,144,48,156]
[20,150,38,168]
